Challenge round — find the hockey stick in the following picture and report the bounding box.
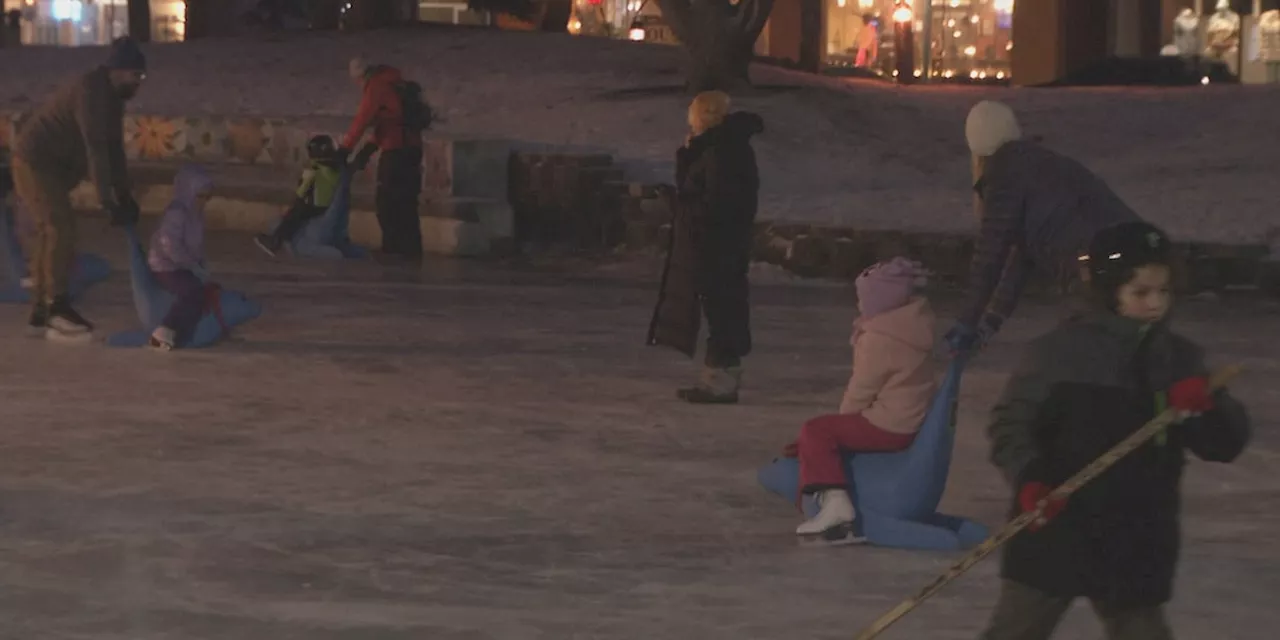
[853,364,1242,640]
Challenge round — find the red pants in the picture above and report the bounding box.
[798,413,916,493]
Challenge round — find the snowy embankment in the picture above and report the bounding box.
[0,28,1276,244]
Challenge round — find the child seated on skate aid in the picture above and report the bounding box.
[254,135,341,256]
[784,257,938,545]
[147,164,214,350]
[254,135,376,257]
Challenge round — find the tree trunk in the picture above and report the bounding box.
[537,0,572,32]
[401,0,420,24]
[686,31,753,92]
[128,0,152,42]
[345,0,395,30]
[308,0,344,29]
[654,0,774,93]
[797,0,821,72]
[185,0,237,38]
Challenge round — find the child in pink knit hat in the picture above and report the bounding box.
[787,257,939,545]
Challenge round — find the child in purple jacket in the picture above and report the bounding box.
[147,164,214,350]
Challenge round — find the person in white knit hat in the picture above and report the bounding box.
[946,100,1144,355]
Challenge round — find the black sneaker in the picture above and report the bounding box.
[25,303,49,337]
[45,296,93,343]
[254,234,281,257]
[676,386,739,405]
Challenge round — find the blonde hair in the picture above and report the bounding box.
[688,90,731,133]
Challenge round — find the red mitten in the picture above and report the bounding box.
[1018,482,1066,531]
[782,441,799,458]
[1169,377,1214,414]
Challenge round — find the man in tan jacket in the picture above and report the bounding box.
[11,36,145,342]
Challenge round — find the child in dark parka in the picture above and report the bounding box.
[980,221,1250,640]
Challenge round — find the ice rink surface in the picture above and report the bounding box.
[1,220,1276,639]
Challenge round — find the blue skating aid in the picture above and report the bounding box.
[758,357,990,551]
[106,229,261,349]
[270,166,369,260]
[0,204,111,303]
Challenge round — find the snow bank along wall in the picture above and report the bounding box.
[0,110,635,258]
[0,109,1272,292]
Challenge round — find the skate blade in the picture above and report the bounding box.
[797,523,867,548]
[253,238,278,257]
[44,328,94,345]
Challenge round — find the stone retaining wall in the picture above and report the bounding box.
[507,152,630,251]
[2,110,1273,290]
[0,111,511,203]
[1,111,518,258]
[620,190,1276,295]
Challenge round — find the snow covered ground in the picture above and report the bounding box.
[0,29,1277,244]
[0,218,1276,639]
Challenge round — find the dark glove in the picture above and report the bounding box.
[945,322,980,354]
[946,314,1003,355]
[351,142,379,171]
[190,262,211,282]
[1017,481,1066,532]
[1169,377,1214,415]
[107,197,140,227]
[977,312,1004,343]
[335,146,352,166]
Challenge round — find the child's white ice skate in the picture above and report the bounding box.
[149,326,175,351]
[796,489,866,547]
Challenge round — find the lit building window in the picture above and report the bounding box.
[821,0,1015,80]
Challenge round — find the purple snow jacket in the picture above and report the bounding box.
[148,164,213,273]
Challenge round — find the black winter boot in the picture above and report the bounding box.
[26,301,49,337]
[45,295,93,343]
[677,364,743,405]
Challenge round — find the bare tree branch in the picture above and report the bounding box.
[736,0,773,38]
[653,0,696,44]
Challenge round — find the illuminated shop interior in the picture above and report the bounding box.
[825,0,1013,80]
[1,0,186,45]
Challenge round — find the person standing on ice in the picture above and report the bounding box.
[10,36,145,343]
[789,258,938,545]
[147,164,214,351]
[946,100,1142,354]
[648,91,763,404]
[340,56,426,262]
[980,222,1249,640]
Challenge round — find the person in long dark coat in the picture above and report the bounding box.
[648,91,764,404]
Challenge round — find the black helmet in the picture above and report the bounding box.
[306,135,336,161]
[1086,221,1174,307]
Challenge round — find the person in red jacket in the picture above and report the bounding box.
[342,57,424,261]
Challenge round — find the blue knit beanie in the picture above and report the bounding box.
[106,37,146,71]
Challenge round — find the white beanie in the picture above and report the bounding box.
[348,56,369,80]
[965,100,1022,157]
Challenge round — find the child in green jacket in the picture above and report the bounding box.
[254,135,342,256]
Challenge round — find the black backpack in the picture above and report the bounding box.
[395,80,433,133]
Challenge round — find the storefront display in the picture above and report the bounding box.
[824,0,1013,81]
[1173,7,1201,56]
[567,0,658,39]
[0,0,186,45]
[1205,0,1242,71]
[1260,9,1280,80]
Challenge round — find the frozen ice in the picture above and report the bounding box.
[0,218,1276,638]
